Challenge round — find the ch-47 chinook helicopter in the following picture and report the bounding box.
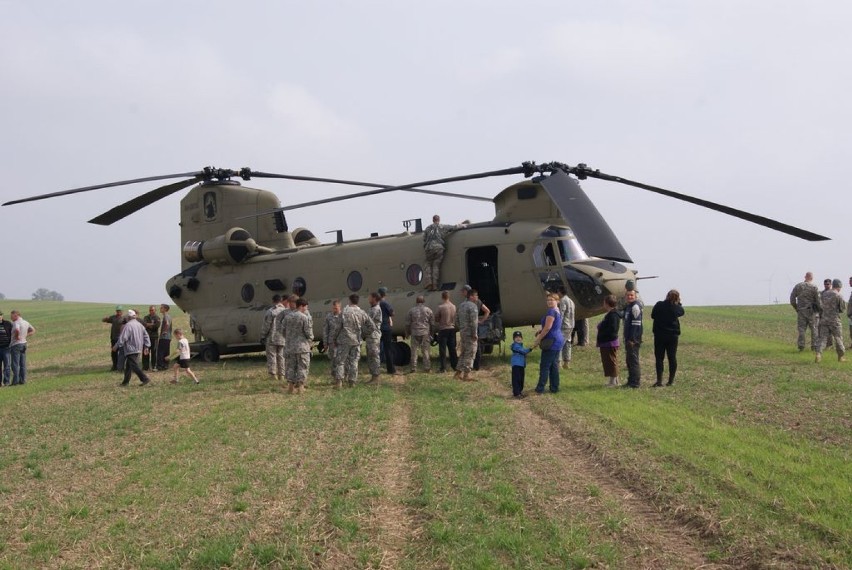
[3,161,828,363]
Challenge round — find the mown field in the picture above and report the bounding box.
[0,300,849,569]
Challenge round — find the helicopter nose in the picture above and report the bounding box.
[564,261,633,311]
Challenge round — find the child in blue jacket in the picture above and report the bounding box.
[510,331,532,398]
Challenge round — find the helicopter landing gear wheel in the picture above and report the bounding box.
[198,344,220,362]
[393,341,411,367]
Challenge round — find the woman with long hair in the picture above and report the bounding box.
[651,289,685,386]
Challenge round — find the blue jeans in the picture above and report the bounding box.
[0,346,10,384]
[536,349,560,393]
[10,344,27,385]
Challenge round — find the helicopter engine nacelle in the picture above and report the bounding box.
[183,227,259,265]
[292,227,321,247]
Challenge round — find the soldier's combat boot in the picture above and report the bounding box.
[815,353,822,363]
[839,355,847,362]
[454,370,463,380]
[287,383,295,394]
[368,374,380,384]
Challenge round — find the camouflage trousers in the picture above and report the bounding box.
[366,337,381,376]
[285,352,310,385]
[338,344,362,384]
[327,345,343,381]
[266,343,285,378]
[458,334,477,373]
[410,334,431,372]
[560,328,573,363]
[796,310,818,350]
[423,246,445,288]
[817,320,845,357]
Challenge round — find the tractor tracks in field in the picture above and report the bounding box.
[478,369,729,570]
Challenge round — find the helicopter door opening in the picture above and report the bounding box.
[466,246,501,313]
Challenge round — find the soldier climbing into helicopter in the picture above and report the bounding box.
[423,214,467,291]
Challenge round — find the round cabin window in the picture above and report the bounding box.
[293,277,307,297]
[347,271,363,292]
[406,264,423,286]
[241,283,255,303]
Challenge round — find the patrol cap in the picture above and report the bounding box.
[378,286,388,295]
[115,305,124,311]
[513,331,523,339]
[832,278,842,288]
[462,284,472,292]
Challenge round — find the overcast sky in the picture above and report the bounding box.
[2,1,849,307]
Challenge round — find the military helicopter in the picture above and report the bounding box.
[3,161,828,363]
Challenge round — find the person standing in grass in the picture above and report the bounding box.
[113,309,150,387]
[531,293,564,394]
[405,295,434,373]
[622,289,643,388]
[651,289,685,386]
[168,329,199,384]
[596,295,621,387]
[0,312,12,386]
[9,310,35,386]
[789,272,821,351]
[815,279,847,363]
[283,297,313,394]
[556,286,575,369]
[848,276,852,344]
[510,331,532,399]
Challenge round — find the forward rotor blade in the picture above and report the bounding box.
[584,169,830,242]
[275,166,525,212]
[88,177,201,225]
[2,171,201,207]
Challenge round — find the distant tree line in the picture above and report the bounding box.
[32,288,64,301]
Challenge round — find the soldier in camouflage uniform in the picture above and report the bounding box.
[815,279,847,363]
[422,214,465,291]
[283,298,313,393]
[455,288,479,381]
[323,300,343,385]
[336,294,372,387]
[406,295,435,373]
[790,272,821,351]
[273,295,298,368]
[556,286,575,369]
[367,293,383,382]
[261,294,286,381]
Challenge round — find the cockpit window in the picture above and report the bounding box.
[534,242,558,267]
[539,226,588,263]
[558,237,588,262]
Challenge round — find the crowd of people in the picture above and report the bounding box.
[100,303,195,387]
[789,273,850,362]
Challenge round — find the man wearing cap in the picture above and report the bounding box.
[261,294,286,381]
[815,279,847,363]
[102,306,127,371]
[0,312,12,386]
[114,309,151,386]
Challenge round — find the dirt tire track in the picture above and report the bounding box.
[478,370,727,569]
[367,398,417,569]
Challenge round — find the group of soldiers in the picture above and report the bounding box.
[789,272,850,362]
[259,285,487,392]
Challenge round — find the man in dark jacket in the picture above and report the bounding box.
[0,312,12,386]
[622,290,643,388]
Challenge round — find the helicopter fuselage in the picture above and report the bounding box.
[165,184,635,356]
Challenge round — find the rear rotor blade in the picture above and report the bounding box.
[88,177,201,225]
[2,171,201,206]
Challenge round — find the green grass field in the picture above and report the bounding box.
[0,300,849,569]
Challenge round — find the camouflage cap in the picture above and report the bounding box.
[115,305,124,311]
[378,287,388,295]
